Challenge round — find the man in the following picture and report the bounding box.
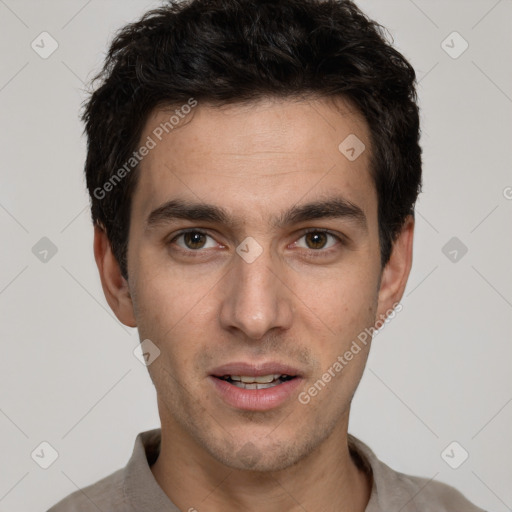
[48,0,486,510]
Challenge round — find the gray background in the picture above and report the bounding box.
[0,0,511,510]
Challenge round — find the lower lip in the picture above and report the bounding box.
[209,376,303,411]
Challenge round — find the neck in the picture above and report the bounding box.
[150,416,371,512]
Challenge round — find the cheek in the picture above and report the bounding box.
[132,280,203,392]
[293,260,379,337]
[130,262,220,374]
[131,243,219,328]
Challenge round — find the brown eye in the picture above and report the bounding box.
[182,231,207,249]
[305,231,328,249]
[297,230,339,251]
[171,230,217,251]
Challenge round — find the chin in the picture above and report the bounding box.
[209,434,317,473]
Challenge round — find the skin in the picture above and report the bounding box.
[94,97,414,512]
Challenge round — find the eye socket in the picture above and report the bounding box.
[170,229,218,251]
[296,229,340,251]
[167,228,344,255]
[294,229,341,251]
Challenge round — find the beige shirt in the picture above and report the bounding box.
[48,428,486,512]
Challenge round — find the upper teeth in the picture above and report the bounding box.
[228,374,283,383]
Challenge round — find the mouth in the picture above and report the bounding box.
[209,362,303,411]
[215,374,297,390]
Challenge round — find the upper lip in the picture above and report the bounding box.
[210,361,302,378]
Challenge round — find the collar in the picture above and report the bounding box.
[122,428,415,512]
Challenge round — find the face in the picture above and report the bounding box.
[100,97,411,472]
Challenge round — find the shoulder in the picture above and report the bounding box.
[348,435,487,512]
[384,468,487,512]
[47,468,131,512]
[47,428,165,512]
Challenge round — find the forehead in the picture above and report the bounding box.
[131,97,376,228]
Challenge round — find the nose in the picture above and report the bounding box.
[218,242,294,340]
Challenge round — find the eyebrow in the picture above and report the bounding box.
[145,196,367,233]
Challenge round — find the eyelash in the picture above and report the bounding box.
[168,228,345,258]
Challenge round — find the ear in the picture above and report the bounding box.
[93,223,137,328]
[375,215,414,325]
